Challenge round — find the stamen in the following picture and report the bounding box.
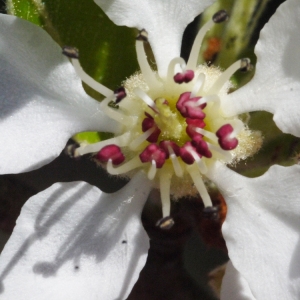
[170,153,184,177]
[96,145,125,165]
[148,160,157,180]
[208,58,251,93]
[193,153,207,174]
[190,73,206,97]
[180,142,207,173]
[240,58,253,72]
[187,18,215,69]
[107,156,143,175]
[129,127,156,150]
[174,70,195,84]
[159,168,173,218]
[202,206,219,220]
[232,119,244,134]
[69,56,113,98]
[114,87,127,103]
[75,132,131,156]
[167,57,187,81]
[192,136,212,158]
[100,97,135,125]
[195,95,219,106]
[208,143,232,160]
[156,216,175,230]
[159,141,180,158]
[62,46,79,59]
[186,164,213,207]
[166,57,194,84]
[162,143,184,177]
[194,127,218,143]
[142,117,161,143]
[186,118,206,138]
[212,10,229,23]
[176,92,205,119]
[134,88,159,113]
[135,31,161,89]
[216,124,238,150]
[139,144,166,168]
[136,29,148,42]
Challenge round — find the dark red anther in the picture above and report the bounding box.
[114,87,127,103]
[176,92,206,119]
[186,118,206,138]
[192,136,212,158]
[159,140,180,158]
[139,144,166,168]
[216,124,238,150]
[174,70,195,84]
[96,145,125,165]
[179,142,200,165]
[142,117,161,143]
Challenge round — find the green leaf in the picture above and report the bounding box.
[8,0,139,144]
[8,0,138,94]
[73,132,113,144]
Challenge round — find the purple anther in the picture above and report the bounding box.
[139,144,166,168]
[142,117,161,143]
[216,124,238,150]
[174,70,195,84]
[96,145,125,165]
[114,87,127,103]
[186,118,206,138]
[159,140,180,158]
[176,92,206,119]
[192,136,212,158]
[179,142,200,165]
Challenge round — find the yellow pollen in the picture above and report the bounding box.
[153,97,188,143]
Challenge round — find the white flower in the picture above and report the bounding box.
[0,0,299,300]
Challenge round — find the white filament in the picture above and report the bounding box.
[194,128,218,143]
[134,88,159,113]
[189,149,207,174]
[148,160,157,180]
[208,60,242,93]
[135,41,161,90]
[167,57,187,84]
[195,95,219,106]
[187,19,215,70]
[107,156,143,175]
[75,132,131,156]
[187,164,212,207]
[71,59,112,97]
[129,127,156,150]
[99,97,135,125]
[208,143,232,160]
[160,169,172,217]
[191,73,206,97]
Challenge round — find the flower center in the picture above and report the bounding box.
[63,10,262,229]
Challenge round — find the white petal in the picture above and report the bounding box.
[222,0,300,137]
[95,0,214,77]
[0,14,118,174]
[208,162,300,299]
[0,172,152,300]
[221,261,255,300]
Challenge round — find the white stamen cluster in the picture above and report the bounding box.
[65,11,262,228]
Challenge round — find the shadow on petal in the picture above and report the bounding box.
[0,173,151,299]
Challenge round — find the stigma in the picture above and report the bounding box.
[63,10,262,229]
